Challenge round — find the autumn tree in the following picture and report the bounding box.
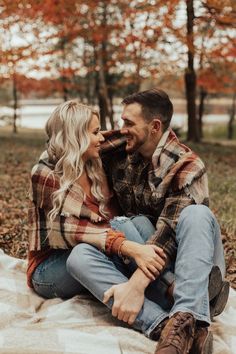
[0,1,37,132]
[196,0,236,138]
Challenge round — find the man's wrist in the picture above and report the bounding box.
[129,268,151,290]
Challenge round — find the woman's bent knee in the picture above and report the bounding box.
[66,243,100,276]
[67,243,93,274]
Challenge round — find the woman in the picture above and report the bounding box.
[27,100,166,299]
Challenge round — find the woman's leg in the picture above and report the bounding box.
[31,249,85,299]
[110,215,155,244]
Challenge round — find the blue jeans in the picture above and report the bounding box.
[32,205,225,338]
[66,205,225,337]
[31,250,85,299]
[32,215,167,300]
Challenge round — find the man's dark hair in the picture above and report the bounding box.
[122,88,173,131]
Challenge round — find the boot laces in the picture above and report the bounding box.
[165,314,194,351]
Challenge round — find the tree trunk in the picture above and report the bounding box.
[198,87,207,138]
[102,42,114,129]
[12,73,18,134]
[62,79,68,102]
[89,2,113,129]
[61,39,68,102]
[134,55,141,92]
[93,47,112,129]
[185,0,200,142]
[95,56,112,130]
[228,92,236,140]
[108,91,115,129]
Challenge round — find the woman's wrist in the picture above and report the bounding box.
[105,229,126,255]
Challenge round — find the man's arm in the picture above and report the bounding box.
[103,240,167,324]
[148,154,209,263]
[147,190,195,263]
[121,240,166,280]
[103,268,151,325]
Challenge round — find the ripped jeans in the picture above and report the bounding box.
[32,206,225,338]
[31,215,172,301]
[66,206,225,337]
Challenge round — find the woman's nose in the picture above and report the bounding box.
[99,132,105,141]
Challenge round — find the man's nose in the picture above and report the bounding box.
[120,127,129,135]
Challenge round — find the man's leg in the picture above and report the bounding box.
[66,243,169,337]
[155,205,226,354]
[171,204,225,322]
[31,250,85,299]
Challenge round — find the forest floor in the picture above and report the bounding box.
[0,127,235,289]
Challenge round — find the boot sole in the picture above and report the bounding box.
[203,331,213,354]
[208,266,222,300]
[189,330,213,354]
[210,281,230,320]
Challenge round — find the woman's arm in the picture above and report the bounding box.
[79,232,107,251]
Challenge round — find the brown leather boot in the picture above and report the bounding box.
[155,312,196,354]
[189,327,213,354]
[150,318,168,341]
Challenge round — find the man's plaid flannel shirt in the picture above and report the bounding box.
[101,128,209,262]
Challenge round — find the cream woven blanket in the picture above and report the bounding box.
[0,249,235,354]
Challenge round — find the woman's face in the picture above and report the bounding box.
[83,114,104,161]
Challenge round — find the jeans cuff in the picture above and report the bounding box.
[145,312,169,338]
[169,307,211,325]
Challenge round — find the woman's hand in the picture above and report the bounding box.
[122,241,166,281]
[90,211,103,223]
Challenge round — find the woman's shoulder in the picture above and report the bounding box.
[31,163,53,182]
[30,160,59,206]
[31,154,59,190]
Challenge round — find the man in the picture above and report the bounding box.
[66,89,229,354]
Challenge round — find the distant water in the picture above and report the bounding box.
[0,104,230,130]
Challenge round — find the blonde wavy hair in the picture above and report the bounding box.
[45,99,108,221]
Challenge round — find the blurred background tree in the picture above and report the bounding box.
[0,0,235,138]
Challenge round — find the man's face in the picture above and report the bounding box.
[121,103,151,154]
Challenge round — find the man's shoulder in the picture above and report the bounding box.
[152,131,207,193]
[164,132,205,166]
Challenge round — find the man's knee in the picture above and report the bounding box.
[178,204,215,226]
[176,205,219,245]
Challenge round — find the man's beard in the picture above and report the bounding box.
[125,137,145,154]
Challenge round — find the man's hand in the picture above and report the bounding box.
[103,268,150,325]
[121,241,167,281]
[103,281,144,325]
